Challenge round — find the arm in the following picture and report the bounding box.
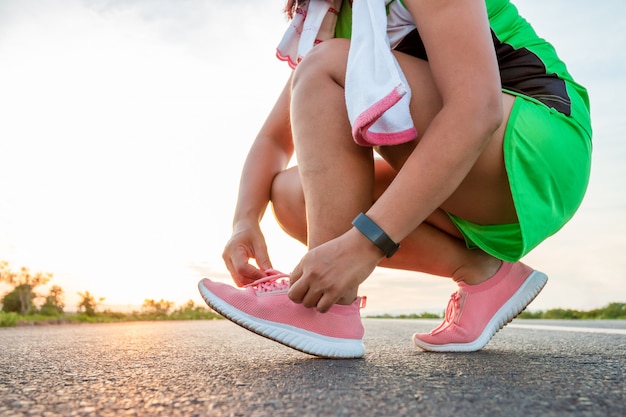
[223,75,295,286]
[363,0,503,242]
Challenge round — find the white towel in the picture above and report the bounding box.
[276,0,417,146]
[346,0,416,146]
[276,0,341,69]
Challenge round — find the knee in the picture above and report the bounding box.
[292,38,350,89]
[270,167,307,243]
[270,168,303,212]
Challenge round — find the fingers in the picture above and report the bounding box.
[288,266,339,313]
[224,245,267,287]
[238,264,266,287]
[288,261,322,307]
[253,245,273,273]
[288,281,323,311]
[289,281,338,313]
[315,293,337,314]
[287,264,306,303]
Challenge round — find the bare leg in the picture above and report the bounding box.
[286,39,516,291]
[271,162,497,281]
[271,159,396,245]
[290,40,374,250]
[270,167,307,243]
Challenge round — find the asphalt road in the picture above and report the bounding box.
[1,319,624,417]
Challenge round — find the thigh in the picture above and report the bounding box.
[380,126,517,229]
[375,52,442,168]
[440,93,518,225]
[381,51,518,225]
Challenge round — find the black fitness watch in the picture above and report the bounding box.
[352,212,400,258]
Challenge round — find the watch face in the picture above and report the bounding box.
[353,212,399,258]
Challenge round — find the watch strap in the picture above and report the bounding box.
[352,212,400,258]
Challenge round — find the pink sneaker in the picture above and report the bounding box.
[197,271,366,359]
[412,262,548,352]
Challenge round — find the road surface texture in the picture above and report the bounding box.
[1,319,624,417]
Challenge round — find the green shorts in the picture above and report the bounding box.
[448,91,592,262]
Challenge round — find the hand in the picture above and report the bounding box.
[288,229,384,313]
[222,223,273,287]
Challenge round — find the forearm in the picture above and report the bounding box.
[232,138,292,229]
[232,75,295,230]
[365,104,501,243]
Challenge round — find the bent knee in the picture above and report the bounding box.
[270,167,307,242]
[292,39,350,87]
[271,168,302,206]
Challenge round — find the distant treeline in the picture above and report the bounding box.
[0,298,221,327]
[367,303,626,320]
[2,261,625,327]
[0,261,222,327]
[518,302,626,320]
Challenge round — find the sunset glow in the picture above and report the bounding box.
[1,0,624,314]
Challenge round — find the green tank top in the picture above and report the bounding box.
[335,0,352,39]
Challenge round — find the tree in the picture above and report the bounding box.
[590,302,626,319]
[141,298,174,316]
[0,261,52,315]
[77,291,105,317]
[175,299,203,313]
[170,299,219,320]
[2,284,37,314]
[40,285,65,316]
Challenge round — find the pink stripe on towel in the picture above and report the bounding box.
[352,85,418,146]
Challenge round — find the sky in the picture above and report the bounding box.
[0,0,624,315]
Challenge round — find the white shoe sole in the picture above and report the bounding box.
[198,281,365,359]
[412,270,548,352]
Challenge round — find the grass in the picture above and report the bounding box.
[0,309,222,327]
[366,302,626,320]
[2,303,624,328]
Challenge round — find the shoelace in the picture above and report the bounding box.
[244,270,290,294]
[430,291,462,335]
[243,270,368,309]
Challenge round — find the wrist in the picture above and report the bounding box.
[232,217,261,234]
[351,212,401,258]
[345,226,386,264]
[233,205,266,227]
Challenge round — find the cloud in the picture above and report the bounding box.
[75,0,288,49]
[81,0,214,44]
